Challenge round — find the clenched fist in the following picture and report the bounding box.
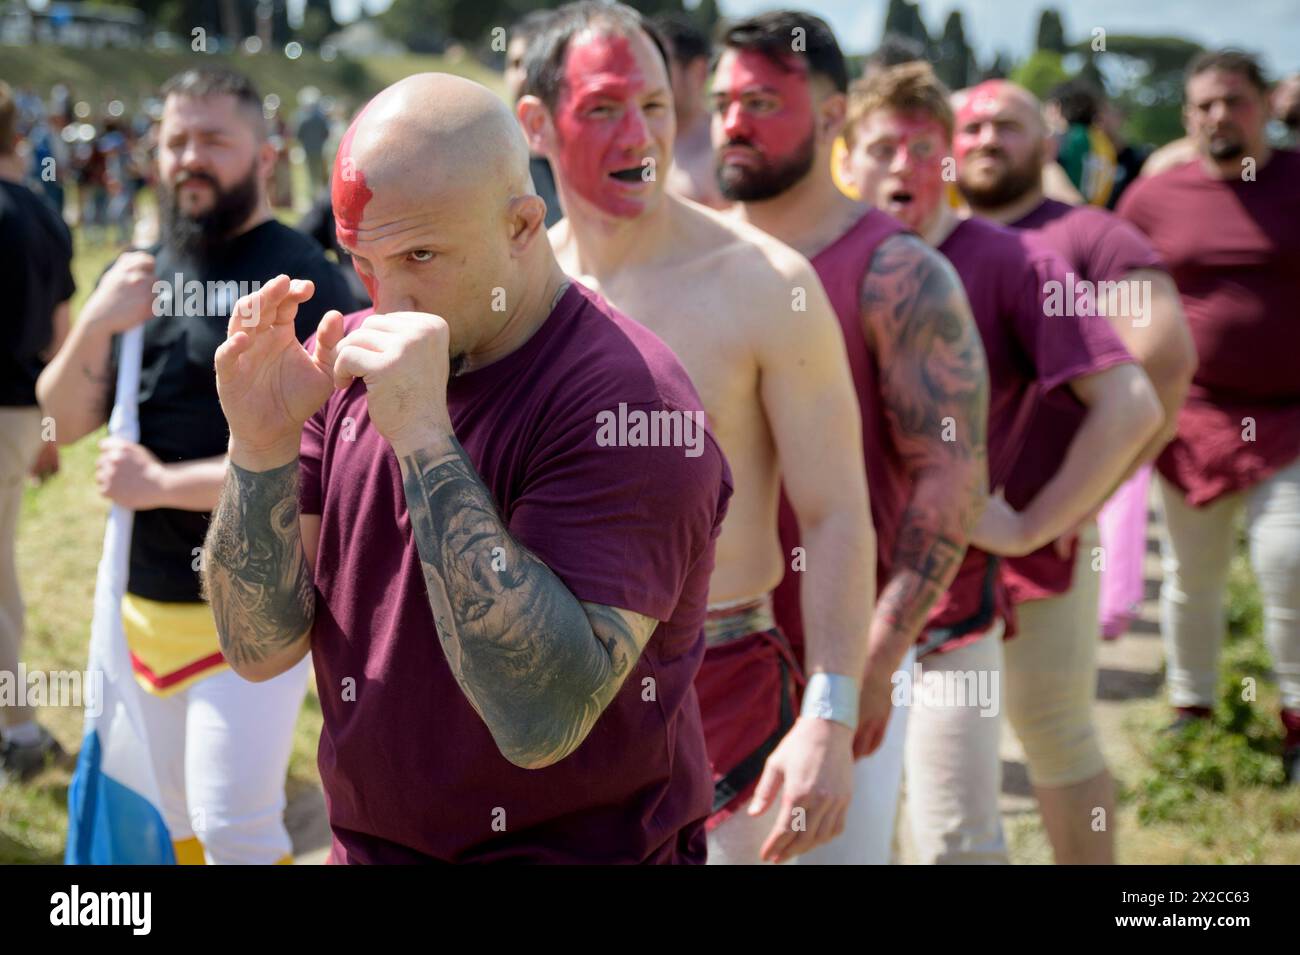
[95,437,168,509]
[82,251,158,335]
[332,311,454,456]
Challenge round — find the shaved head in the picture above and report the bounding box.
[956,80,1046,135]
[333,73,532,245]
[330,73,552,362]
[953,79,1051,211]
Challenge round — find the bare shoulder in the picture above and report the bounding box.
[674,198,823,318]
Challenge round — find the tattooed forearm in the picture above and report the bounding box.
[202,459,315,673]
[862,235,990,657]
[399,436,655,770]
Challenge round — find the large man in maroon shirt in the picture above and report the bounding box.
[199,72,732,862]
[954,78,1188,862]
[1118,50,1300,782]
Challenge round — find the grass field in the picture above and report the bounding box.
[0,44,503,114]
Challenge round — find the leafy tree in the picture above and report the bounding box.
[1036,8,1066,53]
[884,0,930,52]
[1011,49,1070,98]
[935,10,972,90]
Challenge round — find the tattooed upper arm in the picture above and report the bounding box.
[861,233,989,488]
[859,235,990,648]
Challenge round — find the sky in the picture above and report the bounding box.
[331,0,1300,75]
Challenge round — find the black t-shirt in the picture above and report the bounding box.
[0,179,75,406]
[107,219,353,603]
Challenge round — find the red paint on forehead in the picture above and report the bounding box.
[332,98,376,244]
[562,30,647,100]
[717,48,814,164]
[956,80,1007,126]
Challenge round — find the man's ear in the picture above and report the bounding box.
[506,193,548,254]
[256,138,277,183]
[516,95,554,157]
[818,90,847,142]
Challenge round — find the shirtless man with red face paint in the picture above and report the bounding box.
[708,12,991,865]
[517,2,874,865]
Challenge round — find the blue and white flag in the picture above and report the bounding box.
[65,325,176,864]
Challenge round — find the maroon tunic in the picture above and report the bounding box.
[1000,199,1149,603]
[1118,151,1300,506]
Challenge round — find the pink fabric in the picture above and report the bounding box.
[1097,465,1152,639]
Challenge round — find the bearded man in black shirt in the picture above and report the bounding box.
[38,68,352,865]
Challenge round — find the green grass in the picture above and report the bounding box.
[0,230,325,864]
[1117,546,1300,863]
[0,45,502,115]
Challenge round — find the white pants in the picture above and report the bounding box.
[707,648,914,866]
[794,647,914,865]
[135,655,311,864]
[1159,455,1300,711]
[903,628,1007,864]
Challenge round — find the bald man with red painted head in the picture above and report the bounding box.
[953,78,1192,863]
[518,1,874,864]
[200,72,733,863]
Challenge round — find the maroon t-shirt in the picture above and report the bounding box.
[772,208,908,662]
[1000,199,1149,603]
[927,217,1085,641]
[1118,151,1300,506]
[299,282,732,863]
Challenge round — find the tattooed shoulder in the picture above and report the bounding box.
[860,232,989,455]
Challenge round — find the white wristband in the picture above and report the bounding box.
[799,672,859,730]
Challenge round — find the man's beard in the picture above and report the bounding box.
[716,132,816,202]
[957,148,1042,210]
[160,163,261,264]
[1206,132,1245,160]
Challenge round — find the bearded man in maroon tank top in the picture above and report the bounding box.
[711,11,992,863]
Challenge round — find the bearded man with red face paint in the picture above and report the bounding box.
[950,78,1192,862]
[518,2,874,865]
[199,71,733,863]
[842,62,1164,865]
[706,12,988,865]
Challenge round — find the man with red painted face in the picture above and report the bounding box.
[952,79,1189,862]
[706,13,988,865]
[1117,51,1300,784]
[518,2,874,865]
[200,71,732,863]
[843,62,1163,864]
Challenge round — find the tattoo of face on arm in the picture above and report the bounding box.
[399,438,658,769]
[202,459,315,669]
[861,235,990,648]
